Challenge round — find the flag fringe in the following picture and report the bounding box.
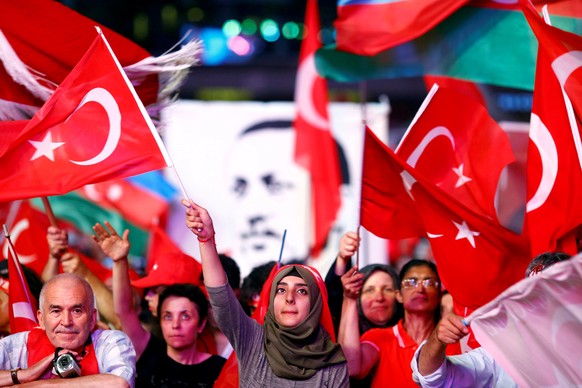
[0,33,203,123]
[124,39,203,124]
[0,99,39,121]
[0,29,55,101]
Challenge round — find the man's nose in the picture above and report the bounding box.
[61,311,73,326]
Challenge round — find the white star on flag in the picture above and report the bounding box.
[28,131,65,161]
[453,220,480,248]
[452,163,472,188]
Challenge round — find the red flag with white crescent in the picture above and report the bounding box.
[522,4,582,255]
[294,0,342,257]
[5,232,39,333]
[1,200,50,277]
[0,32,170,202]
[396,85,514,222]
[364,128,529,309]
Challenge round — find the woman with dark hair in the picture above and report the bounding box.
[92,222,226,387]
[326,232,402,336]
[182,199,349,386]
[339,258,460,387]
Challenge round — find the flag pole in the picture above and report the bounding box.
[96,26,192,203]
[395,83,439,153]
[277,229,287,269]
[3,224,34,307]
[41,197,58,227]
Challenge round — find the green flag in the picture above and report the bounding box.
[316,6,582,90]
[31,193,149,258]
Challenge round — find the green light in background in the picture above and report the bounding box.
[161,4,178,32]
[187,7,204,22]
[260,19,280,42]
[282,22,299,39]
[223,19,242,37]
[133,13,149,41]
[241,18,257,35]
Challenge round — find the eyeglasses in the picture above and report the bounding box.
[401,278,439,289]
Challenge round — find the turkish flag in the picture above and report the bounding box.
[396,85,514,222]
[469,254,582,387]
[361,127,425,239]
[0,32,170,202]
[522,4,582,256]
[1,200,50,277]
[293,0,342,257]
[364,128,529,309]
[5,235,39,333]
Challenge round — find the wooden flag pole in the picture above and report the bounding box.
[41,197,58,227]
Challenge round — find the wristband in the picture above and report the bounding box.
[10,368,21,384]
[198,234,215,243]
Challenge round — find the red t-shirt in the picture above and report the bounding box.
[361,319,461,388]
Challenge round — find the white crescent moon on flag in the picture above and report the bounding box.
[2,219,36,264]
[551,50,582,170]
[526,114,558,212]
[296,53,328,130]
[69,87,121,166]
[551,50,582,88]
[406,126,455,168]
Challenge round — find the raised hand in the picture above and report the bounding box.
[47,226,69,259]
[61,252,88,277]
[92,221,130,262]
[434,312,470,345]
[181,199,215,242]
[338,231,360,263]
[341,266,364,300]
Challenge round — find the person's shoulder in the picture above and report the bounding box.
[0,330,29,345]
[361,325,393,342]
[91,328,132,344]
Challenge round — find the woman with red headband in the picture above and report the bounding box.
[182,199,348,387]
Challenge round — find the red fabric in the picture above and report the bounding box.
[294,0,341,257]
[335,0,469,56]
[360,128,425,239]
[522,4,582,256]
[363,128,530,310]
[6,237,38,333]
[1,200,50,277]
[396,85,514,222]
[422,75,487,107]
[0,33,168,202]
[361,320,461,387]
[133,225,201,288]
[27,328,99,376]
[0,0,156,107]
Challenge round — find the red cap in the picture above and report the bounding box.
[131,252,202,289]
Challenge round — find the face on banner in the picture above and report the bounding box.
[225,121,310,277]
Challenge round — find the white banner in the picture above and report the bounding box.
[162,100,389,277]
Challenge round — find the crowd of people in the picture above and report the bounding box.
[0,199,575,387]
